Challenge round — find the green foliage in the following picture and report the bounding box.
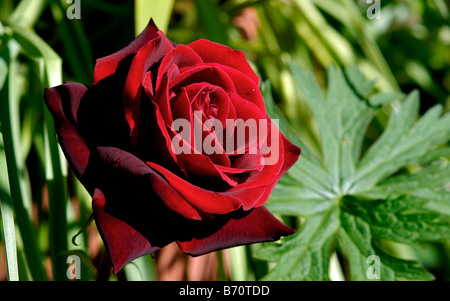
[0,0,449,281]
[257,64,450,280]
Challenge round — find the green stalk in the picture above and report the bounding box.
[229,246,250,281]
[124,255,157,281]
[339,0,400,92]
[44,111,69,281]
[8,0,48,28]
[0,134,19,281]
[0,40,48,281]
[49,0,94,84]
[10,24,68,280]
[293,0,357,66]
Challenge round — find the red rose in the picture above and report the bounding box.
[44,20,300,273]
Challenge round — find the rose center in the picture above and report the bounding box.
[197,91,219,120]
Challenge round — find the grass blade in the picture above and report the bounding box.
[8,0,48,28]
[49,0,94,85]
[0,134,19,281]
[10,24,68,280]
[0,39,48,281]
[135,0,174,35]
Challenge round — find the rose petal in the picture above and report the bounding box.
[204,63,266,112]
[176,206,295,256]
[93,19,160,85]
[187,39,260,85]
[254,130,301,207]
[146,162,266,214]
[123,32,174,146]
[92,188,161,274]
[156,44,204,90]
[96,146,201,220]
[77,65,133,152]
[44,83,90,182]
[135,89,186,174]
[171,65,236,94]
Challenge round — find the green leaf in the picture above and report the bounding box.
[0,38,48,281]
[353,92,450,192]
[9,24,68,280]
[266,183,334,216]
[261,64,449,280]
[57,250,97,280]
[0,57,7,89]
[373,244,435,281]
[343,195,450,244]
[124,255,157,281]
[255,206,339,280]
[338,210,434,281]
[50,0,94,84]
[290,64,380,193]
[8,0,48,28]
[0,133,19,281]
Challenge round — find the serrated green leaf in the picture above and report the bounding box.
[290,64,380,193]
[343,196,450,243]
[337,212,386,280]
[368,92,404,107]
[377,160,450,193]
[255,206,339,280]
[338,211,434,280]
[260,64,450,280]
[261,81,311,158]
[266,183,334,216]
[416,147,450,164]
[344,65,376,98]
[373,244,434,281]
[353,92,450,192]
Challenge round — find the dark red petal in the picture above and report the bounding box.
[44,83,90,181]
[170,87,192,122]
[76,68,132,152]
[96,146,201,220]
[171,65,236,93]
[177,153,237,187]
[93,19,160,85]
[176,206,295,256]
[146,162,265,214]
[227,121,286,192]
[187,39,260,85]
[137,85,184,171]
[123,32,174,145]
[229,151,264,172]
[278,131,302,175]
[92,188,160,274]
[152,64,178,125]
[185,83,231,127]
[254,130,301,207]
[156,44,203,89]
[206,63,266,113]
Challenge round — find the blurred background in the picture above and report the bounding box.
[0,0,449,281]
